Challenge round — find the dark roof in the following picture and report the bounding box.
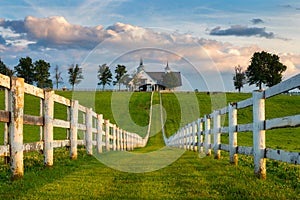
[146,71,182,87]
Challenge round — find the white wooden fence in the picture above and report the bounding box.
[164,73,300,179]
[0,74,148,180]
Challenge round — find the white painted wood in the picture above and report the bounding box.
[105,120,110,151]
[265,73,300,98]
[0,73,10,88]
[53,93,70,106]
[192,121,197,151]
[266,114,300,130]
[24,83,44,99]
[85,107,93,155]
[229,103,238,165]
[77,123,86,131]
[237,146,253,156]
[96,114,103,153]
[213,110,221,159]
[4,88,9,146]
[52,140,70,148]
[39,99,43,141]
[70,100,78,160]
[78,104,86,112]
[220,127,229,133]
[9,77,24,180]
[266,148,300,164]
[253,91,266,179]
[204,115,211,156]
[219,106,228,115]
[237,97,253,109]
[53,119,70,128]
[112,124,117,151]
[219,144,229,152]
[238,123,253,132]
[197,118,203,154]
[44,90,54,167]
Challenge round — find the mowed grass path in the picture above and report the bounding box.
[0,91,299,199]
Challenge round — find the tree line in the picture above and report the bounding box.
[233,51,288,92]
[0,56,133,91]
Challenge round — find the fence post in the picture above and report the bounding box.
[44,90,54,167]
[4,88,9,164]
[85,108,93,155]
[229,103,238,165]
[213,110,221,159]
[204,115,211,156]
[39,99,43,141]
[9,77,24,180]
[113,124,117,151]
[253,91,266,179]
[197,118,203,154]
[116,127,120,151]
[96,114,103,153]
[105,120,110,151]
[192,121,197,152]
[120,129,123,150]
[70,100,78,160]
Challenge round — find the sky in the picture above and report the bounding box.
[0,0,300,91]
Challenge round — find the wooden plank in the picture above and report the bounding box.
[237,97,253,109]
[265,73,300,98]
[77,140,85,146]
[77,123,86,131]
[219,107,228,115]
[24,83,44,99]
[238,123,253,132]
[53,140,70,148]
[0,110,9,123]
[237,146,253,156]
[53,93,71,106]
[53,119,70,128]
[0,73,10,89]
[266,114,300,130]
[78,104,86,112]
[266,148,300,165]
[70,100,78,160]
[23,114,43,126]
[219,144,229,152]
[85,107,93,155]
[221,127,228,133]
[23,141,43,152]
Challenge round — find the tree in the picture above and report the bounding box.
[68,64,83,91]
[14,56,35,84]
[97,64,112,90]
[34,59,53,88]
[113,64,127,91]
[162,72,180,89]
[120,74,131,90]
[0,59,14,77]
[53,65,63,89]
[131,72,141,91]
[233,65,246,93]
[246,51,287,90]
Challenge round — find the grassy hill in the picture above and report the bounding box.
[0,91,299,199]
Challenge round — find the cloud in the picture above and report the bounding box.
[209,25,275,39]
[251,18,264,24]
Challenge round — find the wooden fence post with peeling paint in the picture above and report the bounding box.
[44,90,54,167]
[253,91,266,179]
[229,103,238,165]
[204,115,211,156]
[85,107,93,156]
[113,124,116,151]
[213,110,221,160]
[4,88,9,164]
[96,114,103,154]
[197,118,203,154]
[105,120,110,151]
[70,100,78,160]
[9,77,24,180]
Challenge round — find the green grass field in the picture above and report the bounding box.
[0,91,299,199]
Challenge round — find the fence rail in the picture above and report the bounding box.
[0,74,149,180]
[164,73,300,179]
